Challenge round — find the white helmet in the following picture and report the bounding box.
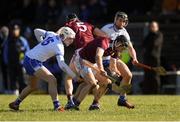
[57,27,76,40]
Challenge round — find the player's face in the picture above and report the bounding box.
[115,45,127,52]
[64,37,74,46]
[115,18,126,28]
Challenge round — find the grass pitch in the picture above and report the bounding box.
[0,95,180,121]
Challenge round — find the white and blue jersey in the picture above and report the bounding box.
[23,31,64,75]
[101,23,130,41]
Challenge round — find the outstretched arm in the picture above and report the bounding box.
[56,55,76,79]
[127,42,138,65]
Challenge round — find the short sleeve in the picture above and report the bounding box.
[97,37,109,50]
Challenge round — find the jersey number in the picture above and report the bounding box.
[41,37,54,46]
[76,22,87,32]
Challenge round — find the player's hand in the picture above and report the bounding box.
[111,71,121,77]
[108,67,121,77]
[100,70,108,77]
[132,59,138,65]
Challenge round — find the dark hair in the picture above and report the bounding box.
[113,35,129,48]
[9,19,22,30]
[66,13,78,22]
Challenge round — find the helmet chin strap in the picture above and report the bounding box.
[60,34,67,44]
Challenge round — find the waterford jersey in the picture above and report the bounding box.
[101,23,130,42]
[26,32,64,62]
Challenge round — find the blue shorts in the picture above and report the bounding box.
[103,60,110,68]
[23,56,43,75]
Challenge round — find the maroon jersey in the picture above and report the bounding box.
[65,20,95,49]
[79,37,110,63]
[103,47,119,59]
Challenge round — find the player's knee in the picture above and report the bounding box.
[48,76,57,86]
[125,72,132,82]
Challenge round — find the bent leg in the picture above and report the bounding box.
[116,60,134,108]
[89,73,111,106]
[34,66,58,101]
[9,75,38,111]
[19,76,39,100]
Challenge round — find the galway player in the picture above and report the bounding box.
[71,35,130,109]
[63,13,108,109]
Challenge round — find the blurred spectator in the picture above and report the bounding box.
[148,0,163,15]
[141,21,163,94]
[85,0,107,23]
[34,0,48,24]
[23,27,37,49]
[177,0,180,13]
[21,0,35,24]
[57,0,79,26]
[0,26,9,93]
[162,0,177,15]
[47,0,60,24]
[7,20,30,95]
[79,2,90,22]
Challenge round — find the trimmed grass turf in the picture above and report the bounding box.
[0,95,180,121]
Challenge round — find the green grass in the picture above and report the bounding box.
[0,95,180,121]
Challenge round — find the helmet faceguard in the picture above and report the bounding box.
[114,11,128,27]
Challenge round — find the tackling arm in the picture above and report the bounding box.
[127,42,138,64]
[93,28,109,38]
[56,55,76,79]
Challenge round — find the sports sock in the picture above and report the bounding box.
[67,94,73,102]
[73,97,80,106]
[119,95,126,103]
[53,100,60,109]
[14,97,22,106]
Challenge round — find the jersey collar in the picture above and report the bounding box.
[113,24,123,32]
